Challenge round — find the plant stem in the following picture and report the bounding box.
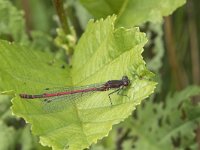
[21,0,32,40]
[53,0,70,34]
[164,16,186,90]
[187,0,200,85]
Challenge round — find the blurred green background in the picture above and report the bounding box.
[0,0,200,150]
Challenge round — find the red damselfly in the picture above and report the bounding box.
[20,76,130,106]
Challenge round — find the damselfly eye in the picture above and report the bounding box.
[122,76,130,86]
[122,76,127,80]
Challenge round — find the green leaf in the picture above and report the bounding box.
[19,125,50,150]
[0,16,156,150]
[0,0,28,43]
[0,121,16,150]
[125,86,200,150]
[146,23,164,72]
[80,0,186,27]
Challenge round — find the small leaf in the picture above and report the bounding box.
[0,16,156,149]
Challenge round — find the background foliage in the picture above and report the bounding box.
[0,0,200,150]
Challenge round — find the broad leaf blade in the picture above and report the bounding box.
[0,16,156,150]
[80,0,186,27]
[0,40,70,92]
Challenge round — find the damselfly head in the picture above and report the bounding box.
[122,76,130,86]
